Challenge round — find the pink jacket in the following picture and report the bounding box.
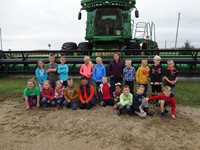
[79,64,93,78]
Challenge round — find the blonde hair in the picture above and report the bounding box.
[153,55,161,61]
[27,78,36,86]
[163,86,171,92]
[137,85,145,90]
[60,56,66,60]
[56,80,63,85]
[84,55,93,66]
[96,57,102,63]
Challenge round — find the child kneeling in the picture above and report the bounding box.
[132,85,152,118]
[78,76,96,109]
[63,78,78,110]
[99,76,114,107]
[117,85,133,116]
[146,86,176,119]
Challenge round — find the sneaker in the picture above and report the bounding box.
[160,112,165,120]
[117,109,122,116]
[164,108,168,113]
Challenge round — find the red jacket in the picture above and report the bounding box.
[149,93,176,115]
[42,87,55,100]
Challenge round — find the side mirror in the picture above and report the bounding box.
[135,9,139,18]
[78,12,82,20]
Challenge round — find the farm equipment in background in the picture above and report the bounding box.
[61,0,158,55]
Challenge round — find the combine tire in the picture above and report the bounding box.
[61,42,77,55]
[77,42,93,55]
[126,42,140,55]
[142,42,158,55]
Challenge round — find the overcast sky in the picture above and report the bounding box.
[0,0,200,50]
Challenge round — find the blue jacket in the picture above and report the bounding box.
[132,93,144,112]
[35,68,48,83]
[57,64,69,81]
[93,64,106,82]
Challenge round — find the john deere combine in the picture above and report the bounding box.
[61,0,158,55]
[0,0,200,76]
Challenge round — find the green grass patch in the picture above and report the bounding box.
[0,78,199,107]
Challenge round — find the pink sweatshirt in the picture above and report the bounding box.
[79,64,93,78]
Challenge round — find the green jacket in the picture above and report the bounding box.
[120,93,133,106]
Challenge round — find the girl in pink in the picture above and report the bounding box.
[54,80,65,108]
[79,56,93,84]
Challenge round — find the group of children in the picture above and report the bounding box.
[23,53,178,120]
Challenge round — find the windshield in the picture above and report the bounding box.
[94,8,122,36]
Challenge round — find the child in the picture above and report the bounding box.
[113,83,122,109]
[78,76,95,109]
[136,59,150,97]
[117,85,133,116]
[164,60,178,94]
[63,78,78,110]
[54,80,65,108]
[57,56,69,87]
[79,56,93,84]
[150,55,163,100]
[23,78,40,109]
[45,53,58,89]
[108,53,125,95]
[132,85,152,118]
[123,59,136,94]
[146,86,176,119]
[35,59,48,91]
[41,80,55,107]
[93,57,106,99]
[99,76,114,107]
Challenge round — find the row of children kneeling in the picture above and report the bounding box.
[23,76,176,120]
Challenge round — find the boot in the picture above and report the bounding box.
[144,107,153,116]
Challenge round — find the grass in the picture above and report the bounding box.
[0,78,199,107]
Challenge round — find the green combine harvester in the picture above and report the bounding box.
[0,0,200,76]
[61,0,158,55]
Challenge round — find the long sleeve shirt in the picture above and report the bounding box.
[123,66,136,82]
[108,60,125,80]
[64,86,78,102]
[150,64,163,84]
[78,84,95,104]
[54,86,65,99]
[149,93,176,115]
[120,93,133,106]
[93,64,106,82]
[133,93,144,112]
[42,87,55,100]
[136,66,150,84]
[79,64,93,78]
[57,64,69,81]
[35,68,48,83]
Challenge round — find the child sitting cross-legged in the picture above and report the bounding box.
[113,83,122,109]
[145,86,176,120]
[117,85,133,116]
[99,76,114,107]
[63,78,78,110]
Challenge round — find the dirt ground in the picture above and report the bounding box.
[0,98,200,150]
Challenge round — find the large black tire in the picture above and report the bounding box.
[61,42,77,55]
[125,42,140,55]
[77,42,93,55]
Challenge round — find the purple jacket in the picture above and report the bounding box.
[108,60,125,80]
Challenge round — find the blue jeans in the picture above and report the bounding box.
[119,105,132,112]
[63,100,77,110]
[56,98,64,105]
[41,97,57,106]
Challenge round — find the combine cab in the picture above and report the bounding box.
[61,0,158,55]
